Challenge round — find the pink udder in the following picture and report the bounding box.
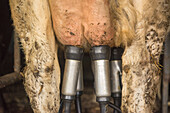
[50,0,115,47]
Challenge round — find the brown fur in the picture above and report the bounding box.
[109,0,169,112]
[110,0,137,47]
[9,0,60,112]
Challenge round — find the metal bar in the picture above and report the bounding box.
[0,72,22,88]
[162,32,170,113]
[0,32,21,89]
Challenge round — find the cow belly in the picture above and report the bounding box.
[49,0,114,47]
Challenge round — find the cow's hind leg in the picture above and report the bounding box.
[110,0,169,112]
[121,0,169,112]
[9,0,60,112]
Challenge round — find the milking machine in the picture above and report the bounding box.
[59,45,122,113]
[59,45,84,113]
[90,46,122,113]
[75,63,83,113]
[110,47,124,113]
[90,45,111,113]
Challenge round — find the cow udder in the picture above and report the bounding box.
[49,0,115,48]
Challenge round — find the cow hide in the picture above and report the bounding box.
[9,0,60,112]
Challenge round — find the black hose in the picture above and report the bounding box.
[99,102,108,113]
[63,100,72,113]
[108,102,122,113]
[114,98,121,113]
[58,100,64,113]
[75,95,82,113]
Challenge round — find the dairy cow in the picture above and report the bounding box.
[9,0,169,112]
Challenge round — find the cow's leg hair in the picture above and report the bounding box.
[120,0,169,112]
[9,0,60,112]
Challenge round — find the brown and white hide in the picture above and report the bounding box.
[110,0,169,112]
[9,0,60,112]
[9,0,169,113]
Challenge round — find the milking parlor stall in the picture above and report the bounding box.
[0,0,170,113]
